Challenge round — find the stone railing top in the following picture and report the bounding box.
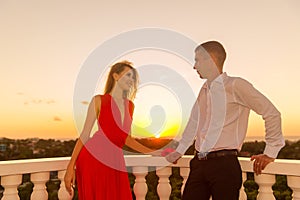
[0,156,300,177]
[0,157,70,176]
[238,157,300,176]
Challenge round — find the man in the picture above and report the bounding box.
[164,41,285,200]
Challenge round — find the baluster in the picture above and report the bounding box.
[1,174,22,200]
[156,167,172,200]
[132,166,148,200]
[287,175,300,200]
[30,172,49,200]
[179,167,189,194]
[58,170,73,200]
[255,174,275,200]
[239,172,247,200]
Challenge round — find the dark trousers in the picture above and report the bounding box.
[182,154,242,200]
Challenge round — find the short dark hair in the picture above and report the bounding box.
[195,41,226,67]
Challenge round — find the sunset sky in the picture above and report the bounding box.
[1,0,299,140]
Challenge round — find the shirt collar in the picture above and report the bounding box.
[203,72,227,89]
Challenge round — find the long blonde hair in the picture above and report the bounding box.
[104,60,139,100]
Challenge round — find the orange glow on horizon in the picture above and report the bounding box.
[1,110,300,139]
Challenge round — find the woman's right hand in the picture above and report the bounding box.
[64,167,75,197]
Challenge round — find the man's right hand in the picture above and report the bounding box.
[164,150,182,164]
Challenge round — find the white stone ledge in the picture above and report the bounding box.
[1,156,300,176]
[239,157,300,176]
[0,157,70,176]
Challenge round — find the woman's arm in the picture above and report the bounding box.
[64,95,101,195]
[125,101,160,155]
[125,135,160,155]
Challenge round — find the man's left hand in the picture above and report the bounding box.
[250,154,275,175]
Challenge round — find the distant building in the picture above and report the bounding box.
[0,144,6,152]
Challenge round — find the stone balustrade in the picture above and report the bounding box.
[0,156,299,199]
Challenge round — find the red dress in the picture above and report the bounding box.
[76,94,134,200]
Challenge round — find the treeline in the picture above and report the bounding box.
[0,138,76,161]
[241,140,300,160]
[1,137,300,161]
[0,137,299,200]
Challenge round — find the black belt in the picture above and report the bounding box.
[195,149,238,160]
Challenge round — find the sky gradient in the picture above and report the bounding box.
[1,0,299,139]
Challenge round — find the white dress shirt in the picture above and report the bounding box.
[176,73,285,158]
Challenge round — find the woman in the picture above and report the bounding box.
[64,61,155,199]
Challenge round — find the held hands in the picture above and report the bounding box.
[250,154,275,175]
[161,148,182,164]
[148,147,182,164]
[64,167,75,197]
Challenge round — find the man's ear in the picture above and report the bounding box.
[210,53,222,73]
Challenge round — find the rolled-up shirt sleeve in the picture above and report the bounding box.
[234,78,285,158]
[176,100,200,155]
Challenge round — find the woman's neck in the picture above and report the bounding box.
[110,86,124,100]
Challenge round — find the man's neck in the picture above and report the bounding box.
[207,72,222,87]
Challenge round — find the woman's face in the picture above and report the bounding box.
[115,67,135,91]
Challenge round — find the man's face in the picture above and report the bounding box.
[193,50,211,79]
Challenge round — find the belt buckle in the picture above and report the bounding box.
[197,152,208,160]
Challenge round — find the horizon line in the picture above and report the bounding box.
[1,135,299,141]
